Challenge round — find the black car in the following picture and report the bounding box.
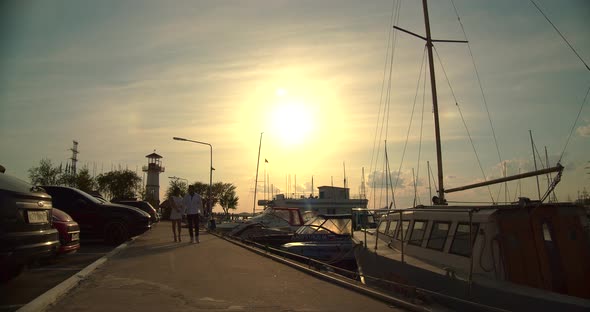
[111,200,160,223]
[0,173,60,281]
[41,186,151,245]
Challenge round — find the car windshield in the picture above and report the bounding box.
[0,173,37,193]
[74,188,103,204]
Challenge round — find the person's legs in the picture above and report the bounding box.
[187,214,194,241]
[172,220,178,242]
[195,214,200,243]
[176,220,182,241]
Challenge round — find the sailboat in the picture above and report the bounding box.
[353,1,590,312]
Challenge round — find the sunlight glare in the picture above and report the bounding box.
[270,100,314,146]
[276,88,287,97]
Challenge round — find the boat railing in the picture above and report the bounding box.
[246,237,357,276]
[245,232,506,312]
[221,221,507,312]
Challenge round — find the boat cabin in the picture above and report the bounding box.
[369,199,590,299]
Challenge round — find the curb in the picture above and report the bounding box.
[17,235,140,312]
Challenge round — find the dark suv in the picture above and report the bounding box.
[41,186,151,245]
[111,200,160,223]
[0,173,60,281]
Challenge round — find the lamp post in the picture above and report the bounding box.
[173,137,213,221]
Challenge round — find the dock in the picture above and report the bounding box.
[37,222,404,311]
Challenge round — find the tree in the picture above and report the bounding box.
[187,181,238,214]
[75,168,97,193]
[218,183,239,216]
[165,179,188,201]
[28,158,62,186]
[96,169,141,200]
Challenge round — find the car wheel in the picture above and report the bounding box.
[104,220,129,245]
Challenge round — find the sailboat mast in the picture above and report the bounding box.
[422,0,445,203]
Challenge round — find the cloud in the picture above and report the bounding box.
[576,123,590,137]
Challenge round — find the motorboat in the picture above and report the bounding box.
[216,207,305,237]
[280,214,356,268]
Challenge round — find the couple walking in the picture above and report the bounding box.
[170,185,203,243]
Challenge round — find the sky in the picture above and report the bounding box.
[1,0,589,213]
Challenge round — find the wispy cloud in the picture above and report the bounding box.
[576,122,590,137]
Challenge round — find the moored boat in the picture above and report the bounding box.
[281,214,356,268]
[354,1,590,311]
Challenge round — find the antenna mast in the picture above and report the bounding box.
[70,140,79,175]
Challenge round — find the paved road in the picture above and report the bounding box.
[0,242,115,312]
[44,221,404,312]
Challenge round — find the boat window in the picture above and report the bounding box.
[387,220,398,238]
[450,223,479,257]
[377,219,389,235]
[409,220,428,246]
[542,223,553,242]
[426,221,451,251]
[396,220,410,241]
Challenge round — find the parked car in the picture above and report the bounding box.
[41,186,151,245]
[0,172,60,281]
[51,208,80,255]
[111,199,160,223]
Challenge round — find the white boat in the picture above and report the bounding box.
[281,214,356,268]
[215,206,306,235]
[259,185,368,215]
[353,1,590,311]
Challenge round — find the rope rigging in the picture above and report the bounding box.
[450,0,504,169]
[529,0,589,201]
[392,47,428,206]
[558,84,590,165]
[529,0,590,73]
[369,0,401,210]
[433,46,495,204]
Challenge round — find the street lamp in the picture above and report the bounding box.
[173,137,213,221]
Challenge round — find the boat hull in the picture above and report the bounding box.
[354,244,590,312]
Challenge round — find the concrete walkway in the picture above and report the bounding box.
[44,222,402,312]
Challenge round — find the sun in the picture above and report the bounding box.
[269,99,315,146]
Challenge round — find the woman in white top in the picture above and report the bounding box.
[170,188,185,242]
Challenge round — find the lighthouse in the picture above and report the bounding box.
[143,151,165,208]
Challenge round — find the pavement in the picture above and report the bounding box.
[25,221,404,312]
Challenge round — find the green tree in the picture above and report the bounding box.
[75,167,97,193]
[165,179,188,201]
[28,158,62,186]
[188,181,238,214]
[96,169,141,200]
[218,183,239,216]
